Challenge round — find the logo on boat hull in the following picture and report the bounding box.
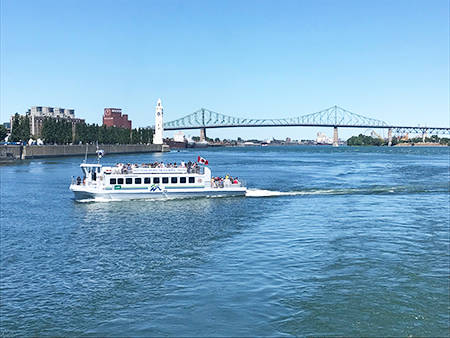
[149,184,162,192]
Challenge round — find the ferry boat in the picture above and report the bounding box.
[69,159,246,200]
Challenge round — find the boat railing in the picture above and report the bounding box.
[103,166,204,175]
[187,167,204,175]
[71,176,92,187]
[211,179,243,188]
[71,176,83,186]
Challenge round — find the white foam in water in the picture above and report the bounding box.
[244,186,417,197]
[245,188,363,197]
[245,189,328,197]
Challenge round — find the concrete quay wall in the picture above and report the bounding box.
[0,145,23,161]
[1,144,169,161]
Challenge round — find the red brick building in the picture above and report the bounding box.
[103,108,132,129]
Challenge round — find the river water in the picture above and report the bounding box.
[1,146,449,336]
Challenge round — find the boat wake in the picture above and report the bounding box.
[245,185,447,198]
[245,189,335,197]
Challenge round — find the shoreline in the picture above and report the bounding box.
[0,144,169,162]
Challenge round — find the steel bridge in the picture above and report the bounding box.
[163,105,450,145]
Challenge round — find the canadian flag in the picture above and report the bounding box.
[197,156,209,165]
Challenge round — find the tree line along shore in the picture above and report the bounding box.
[3,113,153,145]
[347,133,450,146]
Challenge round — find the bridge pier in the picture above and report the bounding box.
[333,127,339,147]
[388,128,392,146]
[422,130,427,142]
[200,128,207,142]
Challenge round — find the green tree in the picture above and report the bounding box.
[20,115,31,141]
[0,125,7,141]
[41,118,72,144]
[73,122,151,145]
[347,134,383,146]
[440,137,450,146]
[8,114,30,142]
[130,128,140,144]
[41,118,55,143]
[9,113,22,142]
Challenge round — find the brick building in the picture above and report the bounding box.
[103,108,132,129]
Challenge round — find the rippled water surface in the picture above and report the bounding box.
[1,146,449,336]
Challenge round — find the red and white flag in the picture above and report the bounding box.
[197,156,209,165]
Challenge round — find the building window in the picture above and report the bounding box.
[153,177,160,184]
[162,177,168,184]
[118,178,124,184]
[189,177,195,184]
[180,177,186,184]
[126,178,132,184]
[144,177,151,184]
[171,177,177,184]
[110,178,116,185]
[135,178,142,184]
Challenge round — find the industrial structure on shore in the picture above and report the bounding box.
[102,108,132,129]
[10,106,85,139]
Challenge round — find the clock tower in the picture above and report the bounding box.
[154,98,163,145]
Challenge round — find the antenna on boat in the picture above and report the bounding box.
[83,143,88,163]
[95,141,104,163]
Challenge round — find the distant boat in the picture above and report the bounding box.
[187,140,208,148]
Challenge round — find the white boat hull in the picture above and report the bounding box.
[70,185,246,201]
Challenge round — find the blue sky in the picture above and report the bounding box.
[1,0,448,140]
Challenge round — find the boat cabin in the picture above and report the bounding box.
[75,163,211,189]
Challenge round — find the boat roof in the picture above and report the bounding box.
[80,163,102,167]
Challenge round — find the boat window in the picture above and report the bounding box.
[110,178,116,185]
[118,178,124,184]
[171,177,177,184]
[135,178,142,184]
[153,177,160,184]
[144,177,151,184]
[189,177,195,184]
[162,177,168,184]
[180,177,186,184]
[126,178,132,184]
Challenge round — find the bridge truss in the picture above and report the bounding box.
[163,105,450,135]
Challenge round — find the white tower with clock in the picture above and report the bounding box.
[154,98,164,145]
